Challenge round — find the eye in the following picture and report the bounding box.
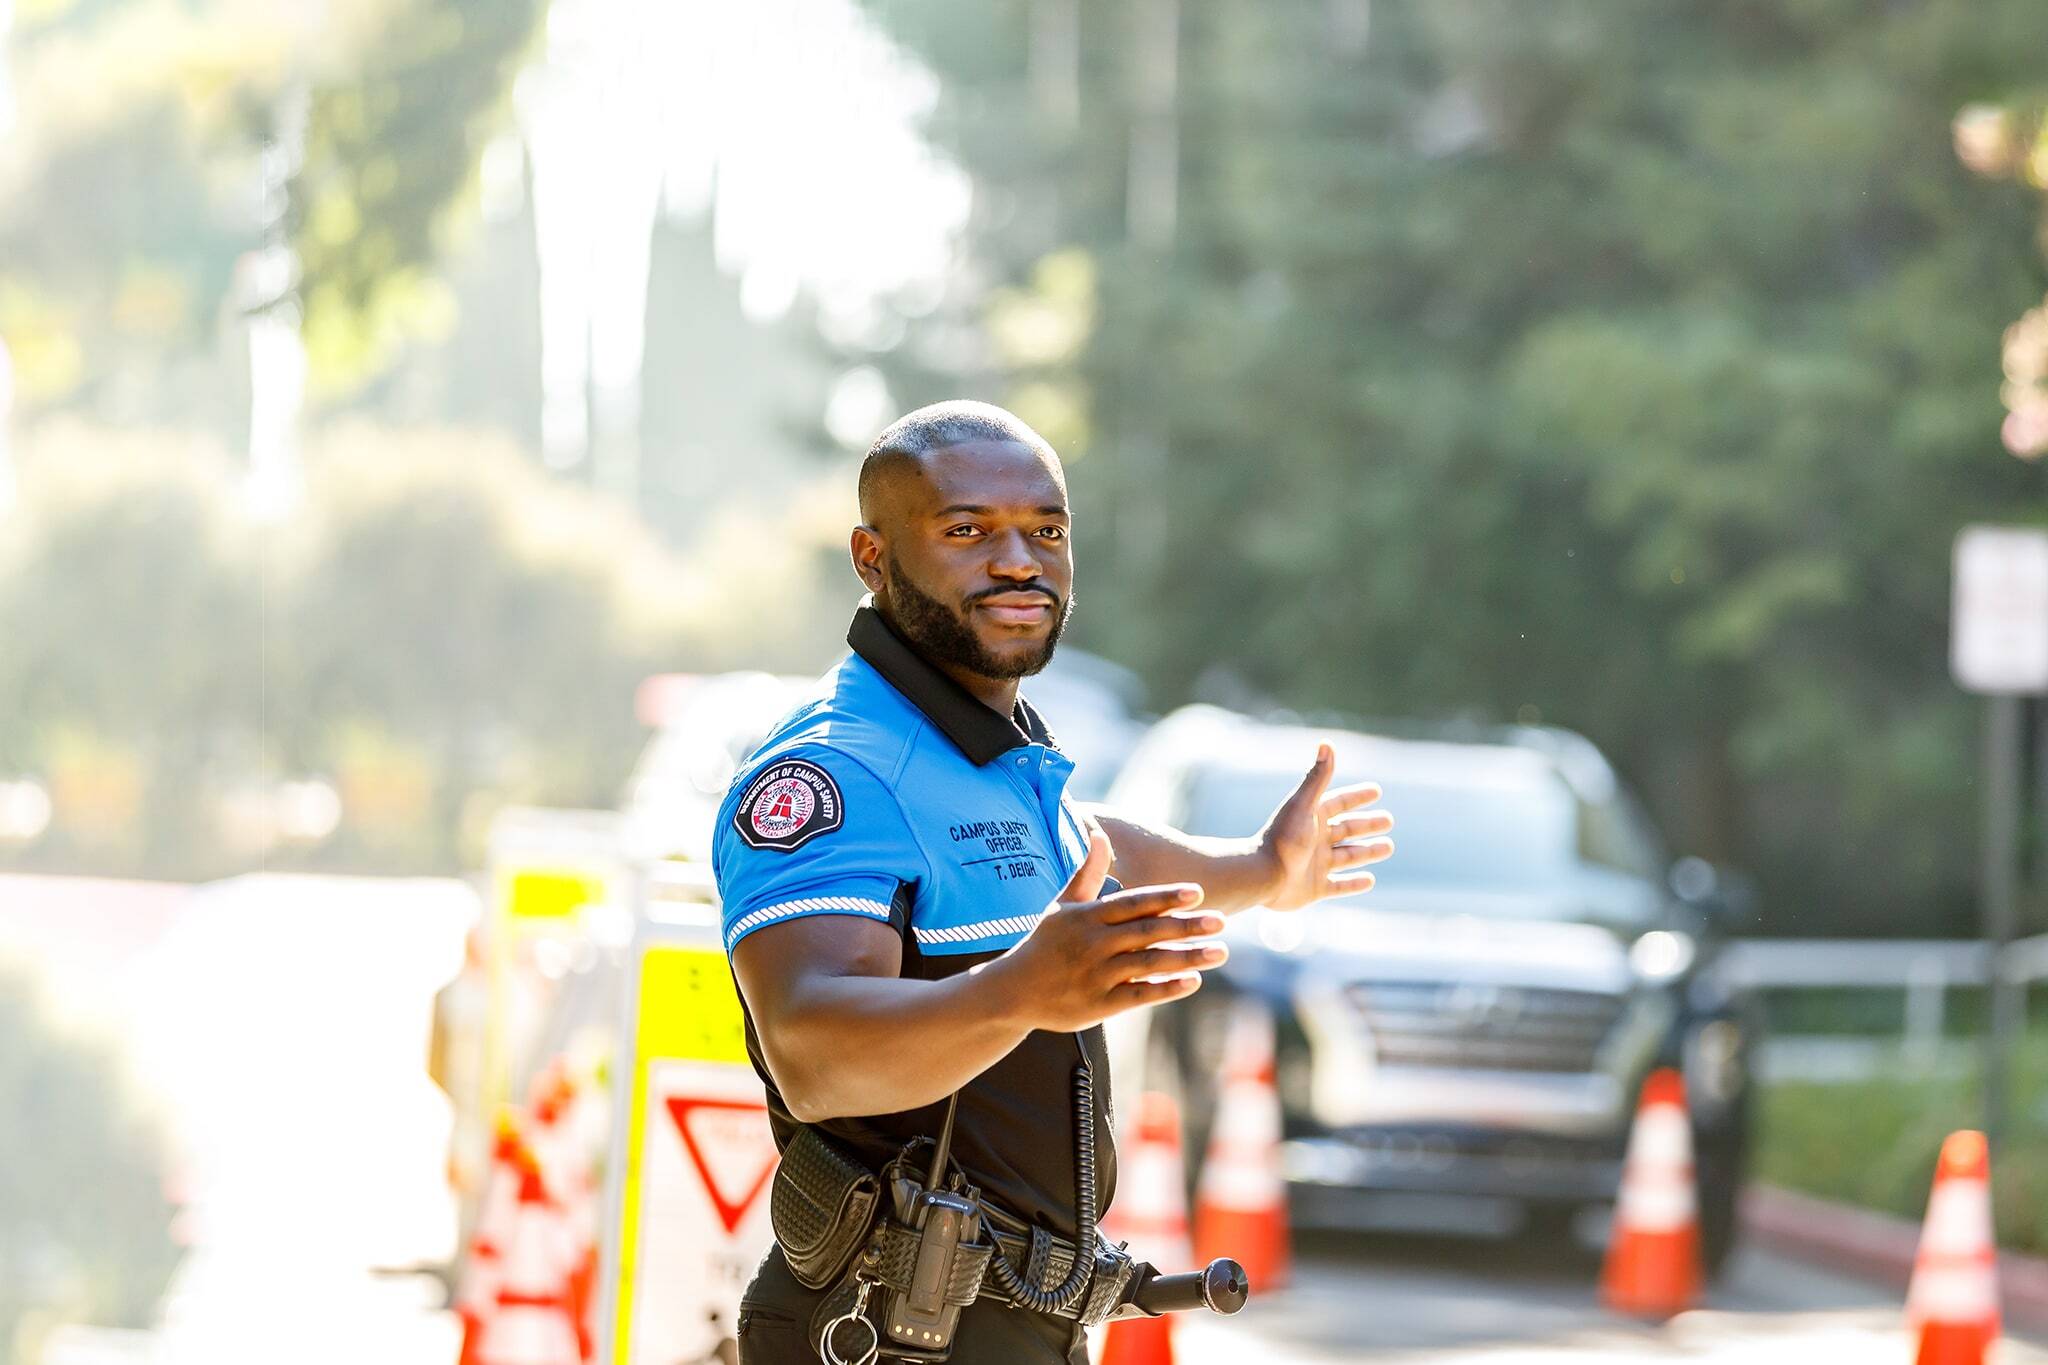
[1036,526,1067,541]
[945,524,984,538]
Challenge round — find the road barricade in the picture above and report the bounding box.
[595,865,777,1365]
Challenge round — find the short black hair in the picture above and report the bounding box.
[858,400,1057,521]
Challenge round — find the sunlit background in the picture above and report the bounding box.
[8,0,2048,1361]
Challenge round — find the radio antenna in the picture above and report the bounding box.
[928,1093,959,1187]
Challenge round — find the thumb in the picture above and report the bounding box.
[1058,829,1112,905]
[1282,743,1336,817]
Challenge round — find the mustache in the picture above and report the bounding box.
[965,584,1062,609]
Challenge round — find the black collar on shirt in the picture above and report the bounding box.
[847,601,1058,765]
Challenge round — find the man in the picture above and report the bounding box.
[715,400,1392,1363]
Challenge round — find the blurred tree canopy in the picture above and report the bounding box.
[862,0,2048,935]
[0,0,543,413]
[0,424,851,878]
[289,0,545,389]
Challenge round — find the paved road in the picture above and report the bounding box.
[1171,1230,2047,1363]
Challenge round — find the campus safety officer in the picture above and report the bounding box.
[713,400,1393,1363]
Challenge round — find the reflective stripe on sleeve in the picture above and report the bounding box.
[912,911,1048,947]
[724,896,894,949]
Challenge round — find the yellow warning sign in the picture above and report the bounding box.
[500,866,607,922]
[608,941,767,1365]
[634,946,748,1065]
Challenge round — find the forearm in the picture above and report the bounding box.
[1091,811,1278,915]
[763,959,1035,1122]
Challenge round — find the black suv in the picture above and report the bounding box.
[1104,706,1758,1272]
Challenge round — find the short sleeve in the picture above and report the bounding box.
[712,746,926,953]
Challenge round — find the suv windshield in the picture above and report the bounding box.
[1179,763,1575,893]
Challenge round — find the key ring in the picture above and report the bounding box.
[821,1279,878,1365]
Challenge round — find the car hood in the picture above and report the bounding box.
[1239,891,1636,995]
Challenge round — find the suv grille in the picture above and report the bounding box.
[1343,981,1625,1073]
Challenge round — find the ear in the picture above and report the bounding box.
[850,525,887,594]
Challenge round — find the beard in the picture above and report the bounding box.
[883,553,1073,681]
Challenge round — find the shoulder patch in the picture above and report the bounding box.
[733,759,846,852]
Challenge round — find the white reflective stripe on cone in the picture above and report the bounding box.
[1617,1175,1697,1234]
[1119,1144,1189,1240]
[1210,1080,1282,1146]
[1921,1179,1995,1257]
[1908,1263,2001,1323]
[1626,1106,1693,1167]
[1199,1160,1284,1211]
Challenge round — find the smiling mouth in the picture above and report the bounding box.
[975,595,1056,626]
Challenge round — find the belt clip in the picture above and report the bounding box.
[821,1279,879,1365]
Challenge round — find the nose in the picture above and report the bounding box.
[987,528,1040,580]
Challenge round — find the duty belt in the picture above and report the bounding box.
[975,1200,1137,1325]
[807,1196,1136,1329]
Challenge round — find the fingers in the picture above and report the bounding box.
[1104,973,1204,1014]
[1328,811,1394,841]
[1109,942,1229,981]
[1092,882,1205,925]
[1317,780,1383,820]
[1329,837,1395,871]
[1058,828,1112,904]
[1106,909,1226,953]
[1323,870,1376,897]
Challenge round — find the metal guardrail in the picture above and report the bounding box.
[1721,935,2048,1073]
[1720,939,1992,988]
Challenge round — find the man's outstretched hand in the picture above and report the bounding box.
[987,830,1230,1033]
[1256,744,1393,911]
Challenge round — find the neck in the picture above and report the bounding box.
[936,660,1019,715]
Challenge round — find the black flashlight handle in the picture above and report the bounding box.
[1128,1259,1249,1316]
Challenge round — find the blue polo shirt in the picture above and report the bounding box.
[713,603,1116,1233]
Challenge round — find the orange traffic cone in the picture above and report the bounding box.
[1601,1068,1702,1320]
[457,1116,524,1365]
[1907,1130,2001,1365]
[524,1061,600,1360]
[1098,1091,1189,1365]
[1192,1002,1288,1291]
[476,1135,584,1365]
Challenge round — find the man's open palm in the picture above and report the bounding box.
[1259,744,1393,910]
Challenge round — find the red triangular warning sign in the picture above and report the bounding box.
[664,1096,778,1235]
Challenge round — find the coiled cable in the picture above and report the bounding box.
[983,1061,1097,1314]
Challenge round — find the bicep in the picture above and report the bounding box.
[730,912,906,1035]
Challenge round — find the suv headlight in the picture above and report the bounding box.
[1629,929,1696,983]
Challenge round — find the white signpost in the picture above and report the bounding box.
[1950,525,2048,1138]
[1952,526,2048,695]
[598,889,779,1365]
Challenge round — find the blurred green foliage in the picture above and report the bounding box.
[290,0,546,389]
[1758,1033,2048,1253]
[0,425,848,878]
[861,0,2048,937]
[1761,986,2048,1037]
[0,970,180,1365]
[0,0,544,408]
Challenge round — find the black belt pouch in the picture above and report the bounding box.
[771,1124,882,1289]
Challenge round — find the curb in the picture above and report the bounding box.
[1742,1183,2048,1332]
